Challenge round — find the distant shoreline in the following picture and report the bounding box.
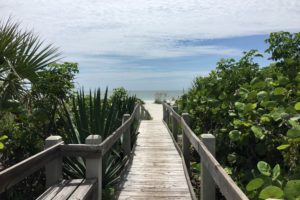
[128,90,184,101]
[79,89,185,101]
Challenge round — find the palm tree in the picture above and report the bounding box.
[0,18,61,109]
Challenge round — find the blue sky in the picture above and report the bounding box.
[1,0,300,90]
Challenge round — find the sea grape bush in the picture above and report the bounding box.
[246,161,300,199]
[177,32,300,199]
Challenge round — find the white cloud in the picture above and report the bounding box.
[2,0,300,58]
[1,0,300,89]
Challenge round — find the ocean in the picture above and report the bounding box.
[128,90,184,102]
[84,89,185,102]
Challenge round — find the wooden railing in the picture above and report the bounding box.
[163,103,248,200]
[0,103,148,200]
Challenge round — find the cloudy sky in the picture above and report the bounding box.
[1,0,300,90]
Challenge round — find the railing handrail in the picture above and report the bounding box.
[61,103,146,157]
[100,103,141,155]
[0,142,63,193]
[163,102,248,200]
[0,103,146,196]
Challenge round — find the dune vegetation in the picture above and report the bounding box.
[0,19,140,199]
[177,32,300,199]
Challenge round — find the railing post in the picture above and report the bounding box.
[85,135,102,200]
[172,106,178,141]
[182,113,191,177]
[163,104,166,122]
[166,109,170,126]
[45,135,63,188]
[135,105,139,120]
[141,106,145,120]
[201,134,216,200]
[122,114,131,156]
[138,105,142,120]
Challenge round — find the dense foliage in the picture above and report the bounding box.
[0,19,140,200]
[177,32,300,199]
[59,87,139,198]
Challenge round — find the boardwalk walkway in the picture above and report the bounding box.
[118,103,192,200]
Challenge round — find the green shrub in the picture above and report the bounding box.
[177,32,300,199]
[59,87,139,198]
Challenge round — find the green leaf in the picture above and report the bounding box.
[233,119,251,127]
[224,167,232,175]
[235,102,245,110]
[253,81,266,89]
[284,180,300,200]
[0,142,4,150]
[251,126,265,140]
[257,91,268,101]
[246,178,264,191]
[245,103,257,112]
[290,114,300,121]
[262,101,278,110]
[260,115,270,123]
[269,107,286,121]
[295,102,300,111]
[229,112,237,116]
[272,164,280,181]
[277,144,290,150]
[233,119,242,126]
[220,128,228,133]
[191,162,200,172]
[259,186,284,199]
[292,138,300,143]
[296,73,300,82]
[287,129,300,138]
[0,135,8,140]
[227,153,237,164]
[257,161,271,176]
[273,87,287,95]
[229,130,241,141]
[288,120,300,130]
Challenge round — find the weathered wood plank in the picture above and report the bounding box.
[128,167,184,171]
[118,197,189,200]
[60,144,101,157]
[118,104,192,200]
[118,191,191,197]
[68,178,97,200]
[121,180,189,185]
[0,142,63,193]
[129,163,183,167]
[85,135,102,200]
[52,179,83,200]
[100,105,139,155]
[37,180,69,200]
[126,171,187,175]
[181,117,248,200]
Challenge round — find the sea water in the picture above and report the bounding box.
[87,89,185,103]
[128,90,184,102]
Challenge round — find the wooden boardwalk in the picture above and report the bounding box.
[0,103,249,200]
[118,103,192,200]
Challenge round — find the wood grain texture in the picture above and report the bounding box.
[37,179,97,200]
[0,142,62,193]
[164,103,248,200]
[37,180,70,200]
[117,104,192,200]
[68,178,97,200]
[52,179,83,200]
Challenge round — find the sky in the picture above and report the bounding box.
[1,0,300,90]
